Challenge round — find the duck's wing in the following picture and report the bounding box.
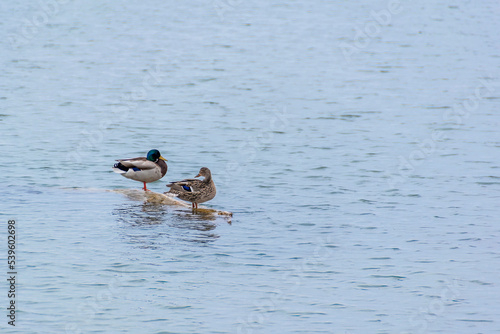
[116,157,157,170]
[167,179,204,193]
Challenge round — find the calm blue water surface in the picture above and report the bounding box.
[1,0,500,333]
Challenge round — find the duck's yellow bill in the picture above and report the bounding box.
[159,156,168,161]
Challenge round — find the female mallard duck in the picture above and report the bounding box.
[165,167,216,209]
[112,149,168,191]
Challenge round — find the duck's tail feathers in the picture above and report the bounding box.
[112,162,128,174]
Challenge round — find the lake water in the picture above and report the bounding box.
[1,0,500,333]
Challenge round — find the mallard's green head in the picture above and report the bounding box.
[147,149,167,162]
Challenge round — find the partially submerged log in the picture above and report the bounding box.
[112,189,233,222]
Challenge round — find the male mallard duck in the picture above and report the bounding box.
[112,149,168,191]
[165,167,216,209]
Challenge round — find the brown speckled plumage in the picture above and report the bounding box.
[165,167,216,209]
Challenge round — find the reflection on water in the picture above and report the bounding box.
[114,201,168,227]
[113,198,221,248]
